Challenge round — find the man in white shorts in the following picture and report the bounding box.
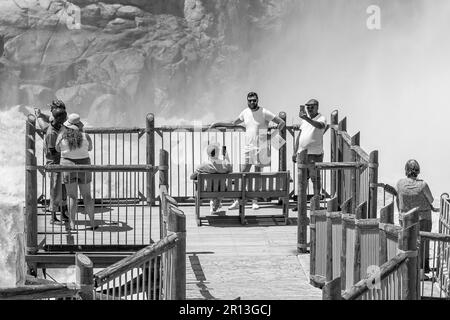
[209,92,285,210]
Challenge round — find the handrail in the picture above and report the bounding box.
[351,145,370,163]
[0,283,80,300]
[94,233,179,287]
[419,231,450,242]
[42,164,156,172]
[342,252,409,300]
[314,162,366,170]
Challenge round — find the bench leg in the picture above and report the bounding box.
[239,200,246,225]
[282,197,289,225]
[195,197,202,227]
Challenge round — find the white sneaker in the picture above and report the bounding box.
[228,200,240,210]
[252,200,259,210]
[210,200,217,214]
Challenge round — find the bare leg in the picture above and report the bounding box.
[65,183,78,230]
[79,183,95,228]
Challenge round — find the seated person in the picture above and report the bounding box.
[190,143,233,214]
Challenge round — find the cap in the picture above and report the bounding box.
[305,99,319,106]
[64,113,84,130]
[206,143,220,157]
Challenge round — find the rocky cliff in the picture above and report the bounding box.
[0,0,297,125]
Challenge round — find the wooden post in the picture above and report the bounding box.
[25,115,38,276]
[368,151,379,219]
[355,201,368,220]
[351,132,360,215]
[297,150,309,253]
[146,114,155,204]
[278,112,287,172]
[322,277,342,300]
[159,149,169,239]
[398,208,419,300]
[330,111,338,197]
[354,220,362,284]
[337,118,346,205]
[340,215,349,291]
[310,195,321,279]
[75,253,94,300]
[326,197,339,282]
[379,202,394,265]
[167,206,186,300]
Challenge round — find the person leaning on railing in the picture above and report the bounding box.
[43,106,69,224]
[395,159,439,280]
[190,143,233,214]
[55,113,97,231]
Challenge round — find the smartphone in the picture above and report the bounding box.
[222,146,227,156]
[300,105,305,113]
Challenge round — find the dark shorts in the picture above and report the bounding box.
[307,153,324,182]
[61,157,92,184]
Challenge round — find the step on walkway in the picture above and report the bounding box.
[181,204,321,300]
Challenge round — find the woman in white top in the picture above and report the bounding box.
[56,113,96,231]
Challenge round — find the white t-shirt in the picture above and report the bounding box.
[298,113,327,155]
[238,107,276,152]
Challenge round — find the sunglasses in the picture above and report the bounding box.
[248,99,258,103]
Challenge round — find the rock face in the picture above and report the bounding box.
[0,0,296,125]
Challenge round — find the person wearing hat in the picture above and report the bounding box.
[209,92,285,210]
[35,99,67,131]
[44,107,69,224]
[293,99,327,202]
[56,113,97,231]
[396,159,439,279]
[190,143,233,214]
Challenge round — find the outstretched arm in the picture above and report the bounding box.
[210,118,243,129]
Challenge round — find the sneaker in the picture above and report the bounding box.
[50,218,63,225]
[210,200,217,214]
[252,200,259,210]
[228,200,240,210]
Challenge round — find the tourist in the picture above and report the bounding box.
[44,107,69,224]
[56,113,97,231]
[35,99,67,131]
[293,99,327,201]
[190,143,233,214]
[209,92,285,210]
[396,159,439,279]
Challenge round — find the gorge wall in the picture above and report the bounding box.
[0,0,297,125]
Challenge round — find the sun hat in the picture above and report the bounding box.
[64,113,84,130]
[206,143,220,157]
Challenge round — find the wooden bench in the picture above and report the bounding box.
[195,172,290,226]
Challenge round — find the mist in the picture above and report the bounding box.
[228,0,450,195]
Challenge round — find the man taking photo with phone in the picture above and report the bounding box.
[293,99,327,204]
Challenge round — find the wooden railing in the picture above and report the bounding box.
[0,283,80,300]
[313,196,421,300]
[91,186,186,300]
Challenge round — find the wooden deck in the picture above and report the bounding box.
[181,203,321,300]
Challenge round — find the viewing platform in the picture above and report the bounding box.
[2,110,448,301]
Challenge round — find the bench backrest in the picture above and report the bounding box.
[197,172,290,199]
